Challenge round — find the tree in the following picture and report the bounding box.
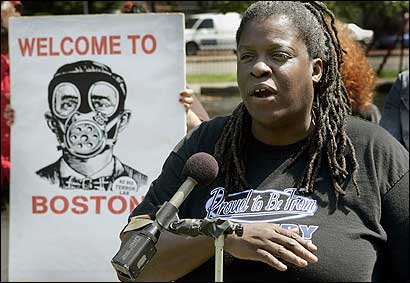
[195,1,254,14]
[19,0,410,39]
[325,1,408,35]
[21,1,123,15]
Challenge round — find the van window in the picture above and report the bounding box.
[185,18,198,29]
[198,19,214,29]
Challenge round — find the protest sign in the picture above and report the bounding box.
[8,13,185,281]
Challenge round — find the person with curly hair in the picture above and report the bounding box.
[337,21,381,123]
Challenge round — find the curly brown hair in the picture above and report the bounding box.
[337,21,377,115]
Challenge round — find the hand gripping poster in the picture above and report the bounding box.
[8,14,185,281]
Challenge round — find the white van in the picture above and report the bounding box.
[184,13,241,55]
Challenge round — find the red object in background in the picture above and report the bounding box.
[121,1,134,13]
[9,1,23,13]
[9,0,21,6]
[1,54,11,185]
[2,0,24,15]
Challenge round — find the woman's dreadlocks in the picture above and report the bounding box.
[214,1,359,196]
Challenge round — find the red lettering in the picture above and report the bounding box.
[37,37,47,56]
[50,195,69,214]
[109,35,121,55]
[108,195,127,214]
[90,196,107,214]
[18,38,35,57]
[91,36,107,55]
[71,196,88,214]
[61,37,73,56]
[129,195,140,212]
[31,195,141,215]
[127,35,140,54]
[49,37,59,56]
[32,196,48,214]
[142,34,156,54]
[75,36,89,55]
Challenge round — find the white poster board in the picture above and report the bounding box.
[8,14,185,281]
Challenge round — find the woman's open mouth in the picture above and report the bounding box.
[249,84,277,99]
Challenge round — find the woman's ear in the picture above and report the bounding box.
[312,58,323,83]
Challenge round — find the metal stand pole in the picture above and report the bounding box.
[169,218,243,282]
[215,234,225,282]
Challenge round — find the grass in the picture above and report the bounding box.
[187,73,237,84]
[378,70,400,79]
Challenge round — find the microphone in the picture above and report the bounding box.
[111,152,219,281]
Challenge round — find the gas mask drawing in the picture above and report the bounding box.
[37,61,148,192]
[46,72,130,158]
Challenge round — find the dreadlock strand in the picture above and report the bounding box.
[327,153,346,195]
[309,1,344,65]
[346,136,360,195]
[304,150,319,192]
[231,106,248,189]
[304,3,341,67]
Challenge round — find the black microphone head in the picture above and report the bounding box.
[182,152,219,187]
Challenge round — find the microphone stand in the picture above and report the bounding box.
[215,233,225,282]
[112,208,243,282]
[169,218,243,282]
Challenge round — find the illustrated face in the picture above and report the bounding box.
[237,15,322,131]
[46,72,130,159]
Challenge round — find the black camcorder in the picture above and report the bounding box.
[111,222,160,281]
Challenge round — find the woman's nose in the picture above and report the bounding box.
[251,61,272,78]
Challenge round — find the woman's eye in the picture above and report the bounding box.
[240,54,254,61]
[272,53,291,60]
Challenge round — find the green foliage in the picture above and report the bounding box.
[21,1,123,16]
[196,1,255,14]
[325,1,408,21]
[324,1,409,37]
[172,1,409,38]
[20,1,409,38]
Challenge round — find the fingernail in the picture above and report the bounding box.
[308,242,317,251]
[291,233,299,239]
[310,254,318,263]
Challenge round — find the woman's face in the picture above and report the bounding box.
[237,15,322,133]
